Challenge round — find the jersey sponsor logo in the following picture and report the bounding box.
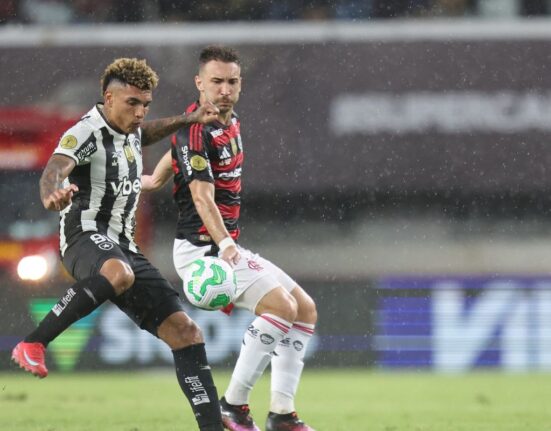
[218,168,242,179]
[190,155,208,171]
[210,128,224,138]
[52,288,77,316]
[74,140,97,162]
[60,135,78,149]
[110,176,141,196]
[181,146,192,176]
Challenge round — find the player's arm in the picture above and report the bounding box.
[142,150,173,192]
[189,180,240,266]
[39,154,78,211]
[141,102,219,147]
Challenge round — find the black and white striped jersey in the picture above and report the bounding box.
[53,104,143,255]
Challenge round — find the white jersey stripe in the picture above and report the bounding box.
[54,104,143,255]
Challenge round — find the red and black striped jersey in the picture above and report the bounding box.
[171,101,243,246]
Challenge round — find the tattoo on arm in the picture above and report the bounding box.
[141,115,188,147]
[39,155,75,203]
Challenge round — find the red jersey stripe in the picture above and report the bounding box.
[217,203,240,220]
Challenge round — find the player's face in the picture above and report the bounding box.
[104,84,152,134]
[196,60,241,115]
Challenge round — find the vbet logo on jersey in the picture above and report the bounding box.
[110,176,141,196]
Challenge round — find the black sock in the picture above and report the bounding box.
[173,343,224,431]
[25,275,116,346]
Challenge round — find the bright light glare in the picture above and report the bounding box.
[17,255,49,281]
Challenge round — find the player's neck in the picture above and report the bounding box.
[98,104,126,135]
[218,112,232,125]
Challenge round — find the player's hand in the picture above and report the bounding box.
[43,184,79,211]
[221,245,241,267]
[187,101,219,124]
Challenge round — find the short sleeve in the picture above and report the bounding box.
[53,125,98,165]
[172,123,213,184]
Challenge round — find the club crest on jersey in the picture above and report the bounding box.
[132,137,142,154]
[123,144,135,163]
[230,138,238,155]
[60,135,77,149]
[190,155,208,171]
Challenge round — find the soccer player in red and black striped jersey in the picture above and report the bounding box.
[142,46,317,431]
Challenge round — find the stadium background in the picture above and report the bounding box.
[2,0,551,376]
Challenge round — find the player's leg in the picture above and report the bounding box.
[224,285,297,404]
[267,285,317,431]
[12,233,132,378]
[220,285,295,431]
[215,248,296,430]
[119,252,223,431]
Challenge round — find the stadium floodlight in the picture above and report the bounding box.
[17,254,49,281]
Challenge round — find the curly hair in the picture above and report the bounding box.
[100,58,159,94]
[199,45,241,67]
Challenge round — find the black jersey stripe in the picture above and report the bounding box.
[94,127,118,235]
[118,141,138,249]
[62,133,95,246]
[62,162,92,248]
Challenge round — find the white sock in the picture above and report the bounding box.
[270,322,315,414]
[225,313,292,405]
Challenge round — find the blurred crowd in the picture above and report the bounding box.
[0,0,550,24]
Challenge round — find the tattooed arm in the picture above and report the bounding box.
[40,154,78,211]
[141,101,219,147]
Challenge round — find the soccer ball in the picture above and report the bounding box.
[182,257,237,311]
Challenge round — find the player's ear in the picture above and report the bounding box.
[195,75,203,92]
[104,90,113,106]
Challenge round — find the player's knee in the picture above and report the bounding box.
[159,313,204,349]
[110,269,135,294]
[270,295,298,323]
[297,295,318,325]
[100,259,135,295]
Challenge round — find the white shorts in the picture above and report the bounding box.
[173,239,297,313]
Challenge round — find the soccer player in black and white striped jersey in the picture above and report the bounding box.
[11,58,225,431]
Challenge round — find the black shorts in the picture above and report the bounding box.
[62,231,184,336]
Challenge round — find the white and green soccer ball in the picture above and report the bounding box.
[182,257,237,310]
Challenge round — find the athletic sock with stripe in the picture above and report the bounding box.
[225,313,292,405]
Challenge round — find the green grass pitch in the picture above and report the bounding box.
[1,369,551,430]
